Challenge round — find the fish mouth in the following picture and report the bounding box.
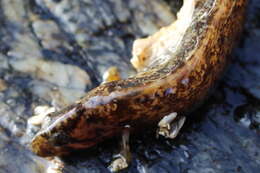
[31,134,69,157]
[31,135,55,157]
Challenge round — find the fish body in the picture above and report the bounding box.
[31,0,247,157]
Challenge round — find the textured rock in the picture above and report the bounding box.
[0,0,259,172]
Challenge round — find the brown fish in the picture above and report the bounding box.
[31,0,247,157]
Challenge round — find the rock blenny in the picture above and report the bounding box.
[31,0,247,157]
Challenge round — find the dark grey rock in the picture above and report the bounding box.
[0,0,259,173]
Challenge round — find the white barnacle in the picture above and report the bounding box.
[28,106,56,126]
[158,112,177,129]
[157,112,186,139]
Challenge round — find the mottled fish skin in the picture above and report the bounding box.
[31,0,247,157]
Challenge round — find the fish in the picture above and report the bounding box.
[31,0,247,157]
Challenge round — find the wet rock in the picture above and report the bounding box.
[10,58,91,90]
[29,80,87,107]
[127,0,176,35]
[0,54,8,69]
[32,20,72,50]
[234,104,260,129]
[0,140,46,173]
[0,0,259,173]
[9,58,91,105]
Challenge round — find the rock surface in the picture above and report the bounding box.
[0,0,259,173]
